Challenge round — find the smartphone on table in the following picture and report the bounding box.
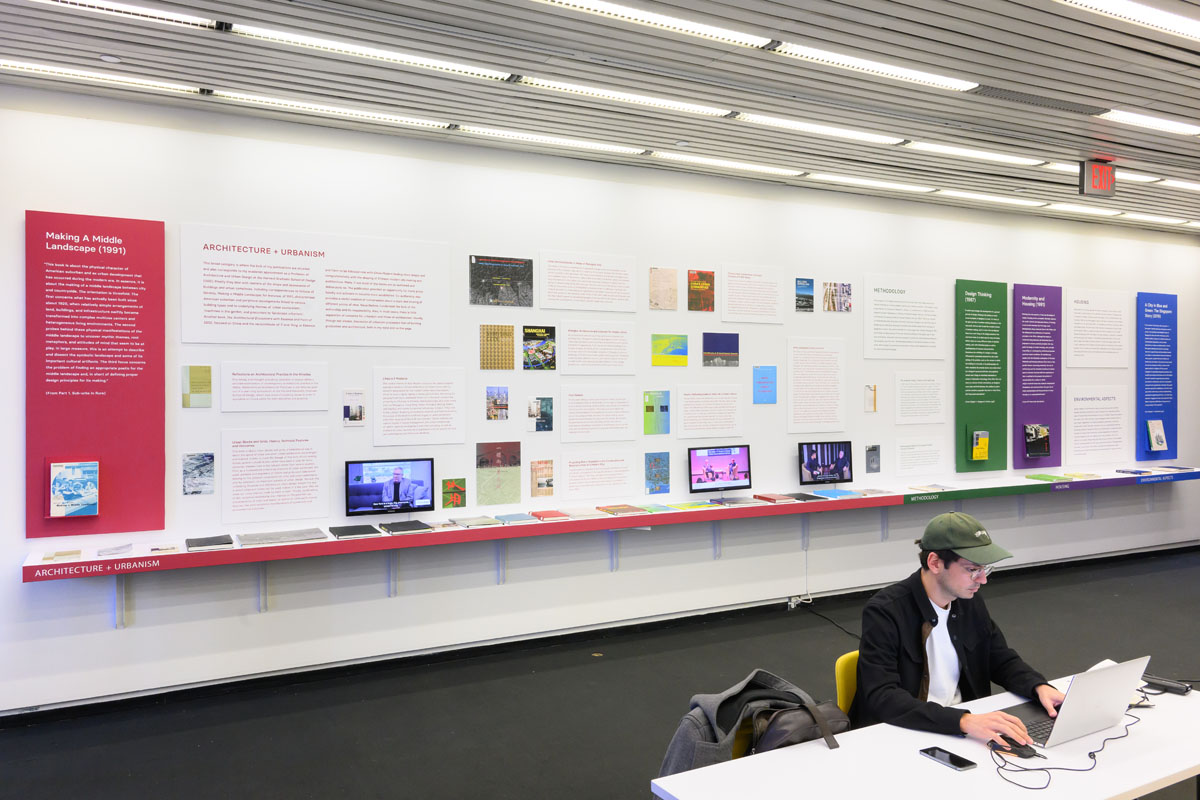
[919,746,976,771]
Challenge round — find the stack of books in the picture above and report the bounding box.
[185,534,235,551]
[531,509,569,521]
[496,512,538,525]
[597,504,646,516]
[753,493,798,504]
[381,520,433,535]
[450,515,502,528]
[562,507,608,519]
[328,525,384,539]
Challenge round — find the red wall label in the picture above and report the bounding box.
[25,210,165,537]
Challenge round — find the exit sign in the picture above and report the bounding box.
[1079,161,1116,196]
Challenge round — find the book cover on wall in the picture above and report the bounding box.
[441,477,467,509]
[821,282,852,312]
[643,390,670,435]
[486,386,509,420]
[865,445,881,473]
[687,270,715,312]
[181,365,212,408]
[468,255,533,307]
[753,366,777,404]
[645,452,670,494]
[702,332,739,366]
[970,431,990,461]
[530,459,554,497]
[181,452,215,495]
[651,334,688,366]
[1024,424,1052,458]
[957,279,1009,473]
[527,396,553,431]
[1147,419,1168,451]
[48,460,99,517]
[795,278,814,312]
[649,267,678,310]
[479,324,515,370]
[864,384,877,412]
[475,442,520,505]
[342,388,365,427]
[522,325,556,369]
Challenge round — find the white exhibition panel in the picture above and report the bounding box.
[2,85,1198,713]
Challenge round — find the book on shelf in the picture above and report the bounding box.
[495,512,538,525]
[908,484,954,492]
[1151,465,1194,472]
[782,492,828,502]
[561,507,608,519]
[236,528,328,547]
[636,504,675,513]
[597,504,646,516]
[426,520,465,531]
[149,545,178,554]
[714,496,766,506]
[96,543,132,557]
[812,488,860,499]
[667,500,718,510]
[185,534,234,552]
[753,493,799,504]
[1115,468,1152,475]
[380,520,433,534]
[42,549,81,563]
[1062,472,1101,480]
[855,488,894,496]
[449,515,502,527]
[1026,474,1068,482]
[328,525,384,539]
[530,510,569,521]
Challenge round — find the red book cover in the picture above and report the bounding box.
[754,493,799,503]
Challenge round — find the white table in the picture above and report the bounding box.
[652,679,1200,800]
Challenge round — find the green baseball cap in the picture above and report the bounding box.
[918,512,1012,565]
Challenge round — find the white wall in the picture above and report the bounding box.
[2,85,1197,713]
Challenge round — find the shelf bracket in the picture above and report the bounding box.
[953,499,964,512]
[880,507,889,542]
[113,575,127,630]
[495,540,507,585]
[1085,489,1094,520]
[712,522,722,560]
[608,529,619,572]
[387,551,400,598]
[800,515,810,552]
[1146,484,1156,514]
[1016,495,1026,521]
[256,563,268,613]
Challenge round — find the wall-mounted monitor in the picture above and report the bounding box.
[346,458,435,516]
[798,441,853,485]
[688,445,752,493]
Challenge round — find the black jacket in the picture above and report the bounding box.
[849,569,1048,735]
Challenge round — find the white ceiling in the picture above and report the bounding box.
[2,0,1200,235]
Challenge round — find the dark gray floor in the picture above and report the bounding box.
[2,548,1197,799]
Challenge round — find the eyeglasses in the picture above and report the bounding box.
[961,561,994,580]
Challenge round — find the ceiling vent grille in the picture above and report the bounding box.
[967,85,1107,116]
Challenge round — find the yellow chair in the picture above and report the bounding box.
[835,650,859,714]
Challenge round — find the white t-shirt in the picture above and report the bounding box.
[925,602,962,707]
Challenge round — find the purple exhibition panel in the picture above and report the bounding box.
[1012,284,1062,469]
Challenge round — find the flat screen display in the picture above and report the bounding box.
[688,445,752,493]
[345,458,435,516]
[798,441,853,485]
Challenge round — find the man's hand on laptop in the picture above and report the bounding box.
[1035,684,1066,717]
[959,711,1033,746]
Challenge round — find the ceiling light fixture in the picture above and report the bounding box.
[0,57,199,93]
[1054,0,1200,42]
[651,151,802,177]
[807,173,935,193]
[1046,203,1122,216]
[213,91,449,129]
[735,113,904,145]
[1121,212,1188,225]
[228,25,512,81]
[937,190,1047,207]
[905,141,1045,166]
[1096,109,1200,136]
[530,0,772,47]
[28,0,216,28]
[459,125,644,154]
[1160,178,1200,192]
[771,43,978,91]
[1186,222,1200,229]
[517,76,730,116]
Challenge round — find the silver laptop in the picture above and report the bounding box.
[1001,656,1150,747]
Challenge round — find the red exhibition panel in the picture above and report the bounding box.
[25,210,165,537]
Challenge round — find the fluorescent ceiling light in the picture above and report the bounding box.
[459,125,644,154]
[229,25,511,81]
[1096,109,1200,136]
[0,58,199,93]
[1042,161,1080,173]
[1161,179,1200,192]
[1046,203,1122,216]
[938,190,1047,207]
[1186,221,1200,229]
[905,141,1044,166]
[735,113,903,145]
[1054,0,1200,41]
[28,0,215,28]
[531,0,771,47]
[651,151,802,177]
[771,43,977,91]
[1121,212,1187,225]
[808,173,935,193]
[213,91,449,129]
[518,76,730,116]
[1043,162,1161,182]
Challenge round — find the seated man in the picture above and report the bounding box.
[849,512,1064,746]
[380,466,414,505]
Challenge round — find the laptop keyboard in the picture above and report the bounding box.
[1027,717,1055,744]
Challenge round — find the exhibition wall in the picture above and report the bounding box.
[3,84,1198,714]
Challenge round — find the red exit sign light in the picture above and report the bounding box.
[1079,161,1116,196]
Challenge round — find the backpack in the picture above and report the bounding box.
[657,669,850,778]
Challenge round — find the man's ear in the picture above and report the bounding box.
[927,553,945,574]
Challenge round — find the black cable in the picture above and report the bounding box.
[799,603,861,641]
[988,712,1140,790]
